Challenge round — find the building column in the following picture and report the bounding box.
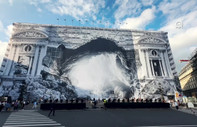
[139,49,147,78]
[6,45,16,75]
[13,45,20,63]
[31,45,39,76]
[27,56,33,75]
[4,45,14,75]
[159,60,164,76]
[10,45,20,76]
[160,51,168,77]
[143,50,149,78]
[36,45,46,76]
[150,60,155,76]
[164,49,173,77]
[145,49,152,78]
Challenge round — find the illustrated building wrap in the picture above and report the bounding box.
[0,23,181,100]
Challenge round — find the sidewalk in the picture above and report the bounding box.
[173,106,197,116]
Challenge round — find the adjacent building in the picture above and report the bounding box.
[179,48,197,97]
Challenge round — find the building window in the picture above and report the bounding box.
[152,50,157,56]
[149,50,163,77]
[24,45,32,52]
[47,47,60,58]
[152,60,162,76]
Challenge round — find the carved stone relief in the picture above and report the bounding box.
[13,31,47,38]
[139,37,165,44]
[18,55,30,67]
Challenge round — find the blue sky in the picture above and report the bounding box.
[0,0,197,73]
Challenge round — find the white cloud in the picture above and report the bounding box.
[50,0,105,19]
[8,0,13,5]
[140,0,154,6]
[28,0,105,19]
[159,0,197,21]
[114,0,141,21]
[29,0,51,6]
[0,0,14,5]
[119,7,155,29]
[37,8,42,12]
[0,40,8,66]
[0,21,4,32]
[40,0,51,3]
[5,25,13,38]
[0,20,13,39]
[159,1,197,73]
[0,21,12,66]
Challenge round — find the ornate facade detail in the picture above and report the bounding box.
[13,30,48,39]
[149,49,160,58]
[138,37,166,44]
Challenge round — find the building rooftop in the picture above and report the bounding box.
[13,22,168,34]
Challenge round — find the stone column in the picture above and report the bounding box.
[164,50,173,77]
[27,56,33,75]
[36,45,46,76]
[150,60,155,76]
[10,45,20,76]
[31,45,39,76]
[143,50,149,78]
[5,45,16,75]
[160,51,168,77]
[139,49,147,78]
[13,45,20,63]
[159,60,164,76]
[145,49,152,78]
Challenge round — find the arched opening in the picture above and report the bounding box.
[42,38,137,98]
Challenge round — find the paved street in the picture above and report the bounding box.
[39,109,197,127]
[1,108,197,127]
[0,112,10,127]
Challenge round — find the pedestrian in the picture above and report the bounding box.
[22,101,25,109]
[174,101,179,110]
[48,101,55,117]
[103,99,107,110]
[14,100,18,111]
[0,102,3,112]
[32,101,37,109]
[5,102,8,111]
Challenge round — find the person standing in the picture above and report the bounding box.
[32,101,37,109]
[5,102,11,111]
[0,102,3,112]
[174,101,179,110]
[103,99,107,110]
[22,101,25,109]
[48,101,55,117]
[14,100,18,111]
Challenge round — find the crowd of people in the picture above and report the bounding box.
[0,97,183,113]
[0,100,30,112]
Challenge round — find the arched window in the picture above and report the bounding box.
[24,45,32,52]
[149,50,164,76]
[152,50,157,56]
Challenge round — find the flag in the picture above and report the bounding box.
[179,60,190,63]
